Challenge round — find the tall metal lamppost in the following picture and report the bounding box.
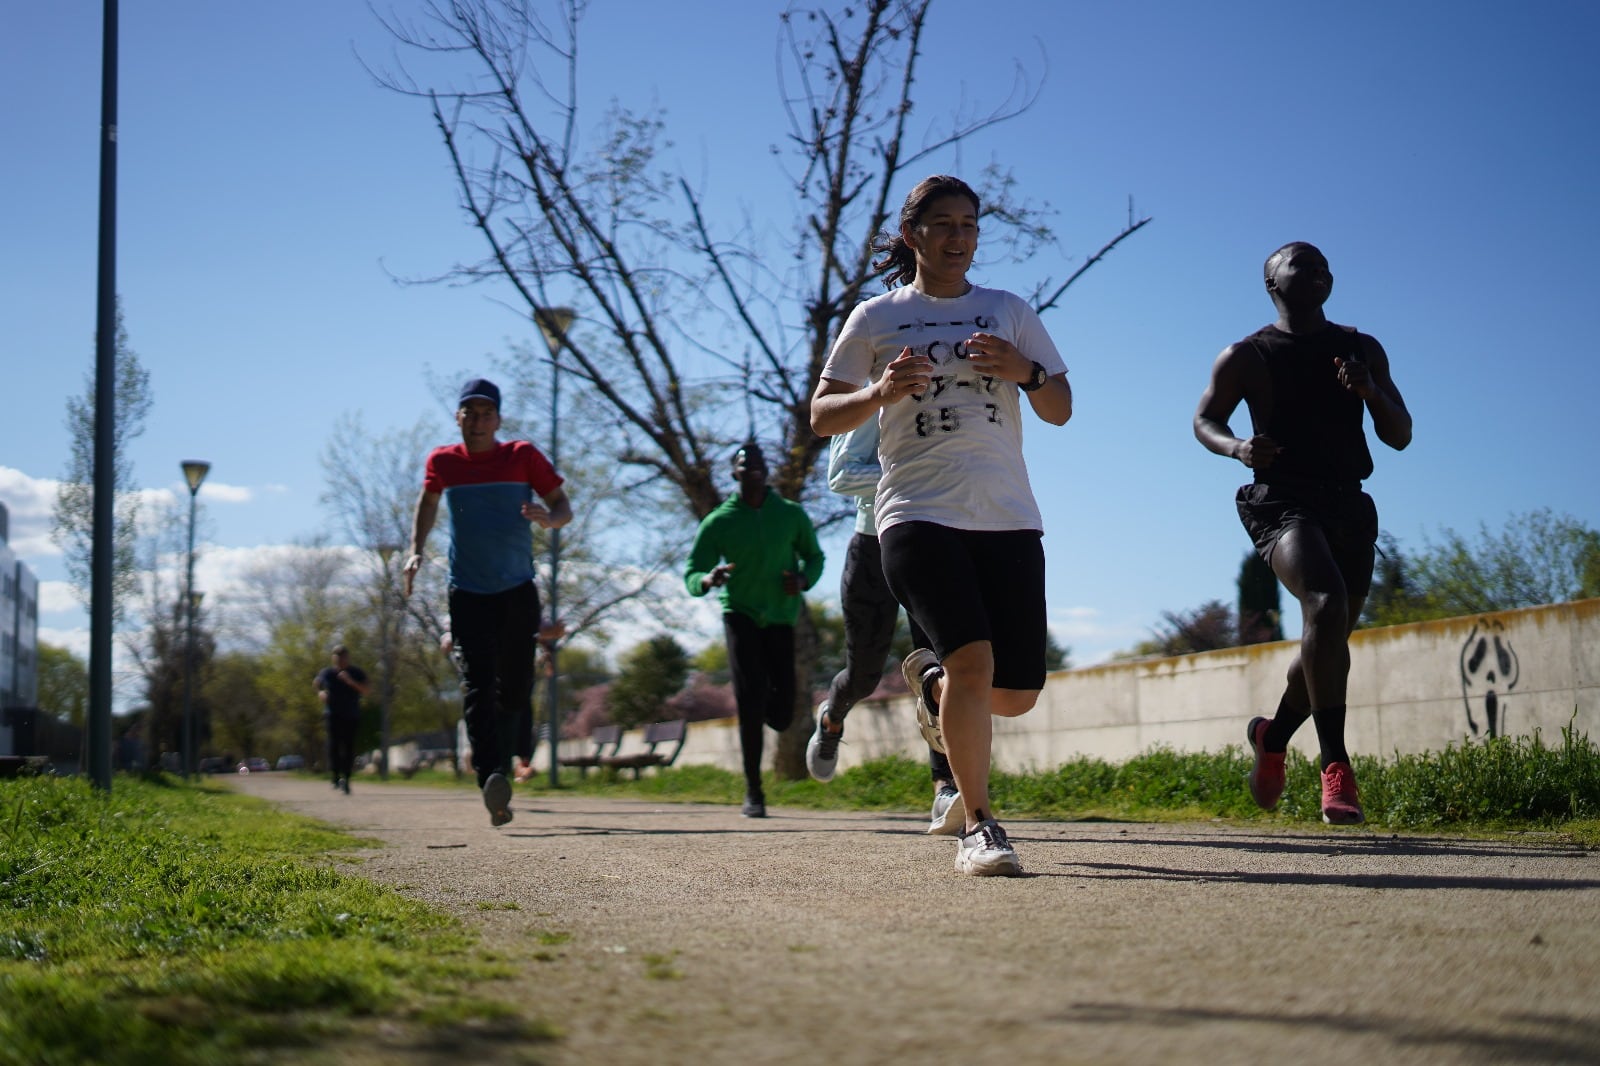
[180,460,210,780]
[376,542,402,780]
[535,306,575,787]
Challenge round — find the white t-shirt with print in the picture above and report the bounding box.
[820,284,1067,534]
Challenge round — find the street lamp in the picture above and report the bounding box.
[180,459,210,780]
[535,306,575,787]
[376,542,402,780]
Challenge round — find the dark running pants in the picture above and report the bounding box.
[825,532,950,782]
[723,612,795,800]
[450,580,541,787]
[327,716,358,783]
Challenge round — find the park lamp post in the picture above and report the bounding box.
[535,305,575,788]
[180,459,209,780]
[376,542,402,781]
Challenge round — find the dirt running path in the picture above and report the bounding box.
[230,775,1600,1065]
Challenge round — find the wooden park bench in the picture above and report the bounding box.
[557,723,623,778]
[600,719,689,779]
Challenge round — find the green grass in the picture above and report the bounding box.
[0,774,556,1066]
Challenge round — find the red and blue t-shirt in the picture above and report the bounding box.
[423,440,563,594]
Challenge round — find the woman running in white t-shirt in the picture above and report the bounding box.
[810,174,1073,876]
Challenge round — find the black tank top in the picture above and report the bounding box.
[1244,322,1373,485]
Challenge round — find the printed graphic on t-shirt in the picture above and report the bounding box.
[822,286,1065,533]
[889,312,1009,438]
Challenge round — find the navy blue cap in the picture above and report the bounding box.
[458,378,501,410]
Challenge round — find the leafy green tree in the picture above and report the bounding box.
[1236,551,1283,644]
[215,541,359,769]
[693,642,730,686]
[1360,532,1418,627]
[607,636,690,729]
[119,499,215,767]
[1116,601,1236,660]
[1044,632,1073,672]
[204,653,277,762]
[541,644,613,735]
[50,300,153,625]
[35,643,89,727]
[808,602,849,692]
[1368,509,1600,625]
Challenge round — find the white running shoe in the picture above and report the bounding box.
[927,786,965,836]
[901,648,945,755]
[955,819,1022,876]
[805,702,843,782]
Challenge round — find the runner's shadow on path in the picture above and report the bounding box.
[1050,1002,1600,1063]
[1054,833,1591,861]
[498,820,935,840]
[1056,860,1600,892]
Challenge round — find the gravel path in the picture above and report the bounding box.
[230,774,1600,1065]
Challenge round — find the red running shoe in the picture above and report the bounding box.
[1246,716,1286,811]
[1320,761,1365,825]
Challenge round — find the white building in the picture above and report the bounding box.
[0,500,41,756]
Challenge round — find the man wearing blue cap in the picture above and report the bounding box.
[404,378,572,826]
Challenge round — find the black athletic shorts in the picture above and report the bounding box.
[878,521,1047,691]
[1235,479,1379,593]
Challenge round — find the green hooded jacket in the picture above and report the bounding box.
[684,490,825,627]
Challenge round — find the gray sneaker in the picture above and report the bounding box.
[927,786,965,836]
[483,772,513,827]
[955,819,1022,876]
[806,702,843,782]
[901,649,945,755]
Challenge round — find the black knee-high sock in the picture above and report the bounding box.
[1312,705,1349,769]
[1263,694,1309,753]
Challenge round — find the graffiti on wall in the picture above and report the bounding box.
[1459,619,1519,738]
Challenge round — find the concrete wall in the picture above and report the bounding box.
[644,598,1600,776]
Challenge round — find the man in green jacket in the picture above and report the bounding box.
[685,442,825,817]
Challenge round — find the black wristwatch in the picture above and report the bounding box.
[1020,360,1049,393]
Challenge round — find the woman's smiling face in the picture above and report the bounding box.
[905,192,979,295]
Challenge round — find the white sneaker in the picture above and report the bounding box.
[927,786,965,836]
[955,819,1022,876]
[805,702,843,782]
[901,648,945,755]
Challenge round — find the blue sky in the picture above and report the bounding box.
[4,2,1598,684]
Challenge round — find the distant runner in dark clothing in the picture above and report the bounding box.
[1194,241,1412,826]
[684,442,825,819]
[314,644,369,794]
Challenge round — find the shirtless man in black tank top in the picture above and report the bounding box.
[1194,242,1412,825]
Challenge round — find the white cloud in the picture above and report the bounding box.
[1,467,252,570]
[142,479,254,508]
[0,466,63,558]
[37,626,88,658]
[38,580,79,617]
[1048,604,1147,667]
[196,480,253,505]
